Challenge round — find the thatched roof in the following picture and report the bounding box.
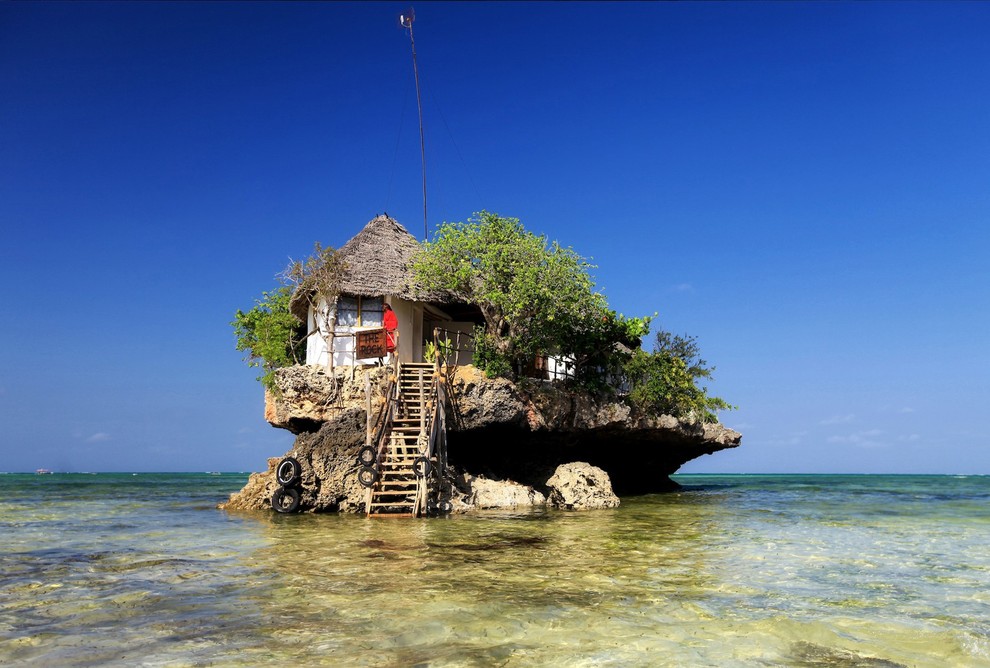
[290,214,449,321]
[337,214,424,298]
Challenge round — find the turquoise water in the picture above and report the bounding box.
[1,473,988,666]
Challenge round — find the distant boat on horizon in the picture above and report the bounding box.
[35,468,53,475]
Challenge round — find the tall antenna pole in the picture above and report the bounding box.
[400,9,428,240]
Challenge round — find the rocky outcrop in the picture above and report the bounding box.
[264,365,391,434]
[222,363,741,513]
[463,474,546,510]
[223,408,370,512]
[442,366,740,495]
[546,462,621,510]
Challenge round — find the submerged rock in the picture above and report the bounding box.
[464,475,546,510]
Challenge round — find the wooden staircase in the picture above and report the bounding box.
[367,363,435,517]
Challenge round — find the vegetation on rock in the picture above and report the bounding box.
[624,329,736,423]
[412,211,733,421]
[413,211,644,384]
[232,243,344,389]
[231,287,305,388]
[234,213,735,421]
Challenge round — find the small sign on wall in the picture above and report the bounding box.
[356,328,388,359]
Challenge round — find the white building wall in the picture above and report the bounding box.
[389,297,417,364]
[306,301,331,367]
[305,296,419,366]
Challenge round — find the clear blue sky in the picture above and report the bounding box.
[2,2,988,474]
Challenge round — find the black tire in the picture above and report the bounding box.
[275,457,301,487]
[413,456,432,478]
[356,446,377,467]
[357,466,379,488]
[438,499,453,514]
[271,486,301,513]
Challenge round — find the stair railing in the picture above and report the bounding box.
[412,370,452,515]
[368,373,398,469]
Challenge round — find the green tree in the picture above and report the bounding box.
[279,242,346,362]
[624,328,735,422]
[232,242,346,388]
[412,211,612,378]
[231,286,305,389]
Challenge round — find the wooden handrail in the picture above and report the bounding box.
[369,376,397,467]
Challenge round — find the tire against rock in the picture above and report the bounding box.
[356,446,377,467]
[357,466,379,488]
[275,457,302,487]
[272,486,301,513]
[413,456,432,478]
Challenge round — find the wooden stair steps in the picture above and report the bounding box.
[367,361,441,518]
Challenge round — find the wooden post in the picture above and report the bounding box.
[418,369,425,435]
[365,373,372,446]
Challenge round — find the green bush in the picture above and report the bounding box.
[623,330,735,423]
[231,286,305,389]
[471,325,513,378]
[413,211,609,379]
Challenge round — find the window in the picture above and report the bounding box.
[361,297,383,327]
[335,295,383,328]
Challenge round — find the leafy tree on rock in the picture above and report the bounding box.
[231,287,305,388]
[624,328,735,423]
[412,211,613,378]
[232,242,345,387]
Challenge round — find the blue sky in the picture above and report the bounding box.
[2,2,987,474]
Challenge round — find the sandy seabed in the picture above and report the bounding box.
[1,472,988,666]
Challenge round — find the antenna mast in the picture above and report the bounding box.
[400,9,428,240]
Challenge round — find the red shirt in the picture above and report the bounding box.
[383,309,398,352]
[383,309,398,332]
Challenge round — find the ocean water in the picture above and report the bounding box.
[1,473,988,667]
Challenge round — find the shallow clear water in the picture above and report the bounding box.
[1,473,988,666]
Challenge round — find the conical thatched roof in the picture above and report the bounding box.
[337,214,424,298]
[290,214,446,321]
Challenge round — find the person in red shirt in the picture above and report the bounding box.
[383,303,399,353]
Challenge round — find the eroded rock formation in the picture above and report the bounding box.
[546,462,620,510]
[221,364,741,513]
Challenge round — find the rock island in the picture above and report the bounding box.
[223,213,740,515]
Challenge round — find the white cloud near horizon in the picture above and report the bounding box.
[767,431,807,447]
[827,429,887,449]
[820,414,856,425]
[85,432,111,443]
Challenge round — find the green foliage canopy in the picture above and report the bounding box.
[624,329,736,423]
[232,242,344,389]
[412,211,612,378]
[231,286,305,389]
